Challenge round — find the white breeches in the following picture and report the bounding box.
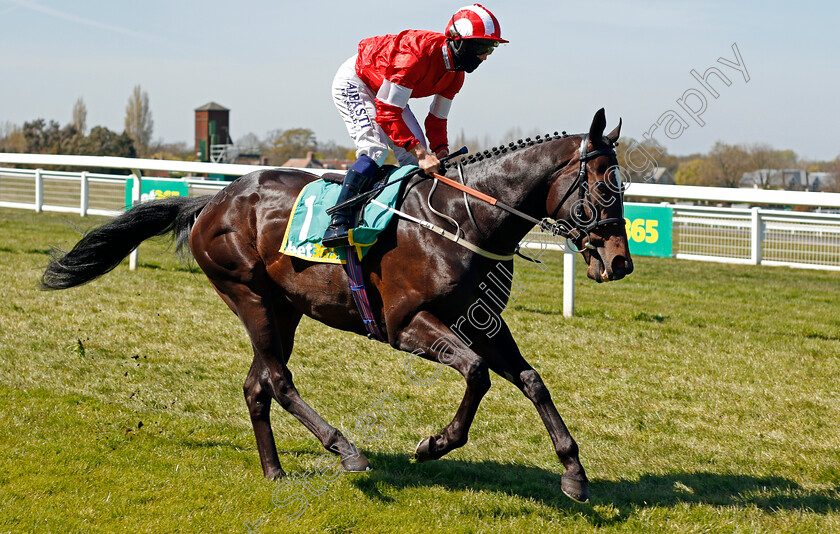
[331,55,426,167]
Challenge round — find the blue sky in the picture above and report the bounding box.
[1,1,838,161]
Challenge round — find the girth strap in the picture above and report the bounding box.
[343,251,386,342]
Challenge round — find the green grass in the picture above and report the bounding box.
[1,207,839,533]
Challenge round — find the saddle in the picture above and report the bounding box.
[279,165,410,264]
[320,172,345,185]
[280,166,410,342]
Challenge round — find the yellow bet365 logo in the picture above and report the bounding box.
[624,218,659,244]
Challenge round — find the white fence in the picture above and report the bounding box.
[0,166,230,216]
[0,167,127,216]
[3,153,840,316]
[670,205,840,270]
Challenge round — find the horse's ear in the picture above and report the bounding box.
[589,108,607,142]
[605,118,622,145]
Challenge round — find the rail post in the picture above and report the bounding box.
[35,168,43,213]
[80,171,89,217]
[563,238,575,317]
[129,170,141,270]
[750,207,763,265]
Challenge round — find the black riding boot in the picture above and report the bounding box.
[322,169,371,248]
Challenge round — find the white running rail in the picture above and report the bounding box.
[3,153,840,315]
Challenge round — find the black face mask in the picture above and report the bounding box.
[447,39,484,73]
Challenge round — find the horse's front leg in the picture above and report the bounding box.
[395,311,491,461]
[520,367,589,502]
[480,321,590,503]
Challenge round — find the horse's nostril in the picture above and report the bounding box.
[611,255,632,276]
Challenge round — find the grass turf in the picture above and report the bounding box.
[1,207,839,533]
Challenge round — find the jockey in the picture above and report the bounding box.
[322,3,508,248]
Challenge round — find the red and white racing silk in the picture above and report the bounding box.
[355,30,464,154]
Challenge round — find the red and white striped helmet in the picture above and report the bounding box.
[445,4,508,43]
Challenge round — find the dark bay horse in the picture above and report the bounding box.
[42,109,632,503]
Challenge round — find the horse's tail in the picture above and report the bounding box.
[41,195,213,290]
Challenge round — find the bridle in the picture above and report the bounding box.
[545,134,624,251]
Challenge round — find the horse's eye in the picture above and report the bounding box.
[593,181,610,196]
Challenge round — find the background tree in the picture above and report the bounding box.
[703,142,750,187]
[0,122,26,152]
[316,139,354,160]
[264,128,317,166]
[235,132,266,154]
[72,97,87,136]
[617,137,683,184]
[149,141,193,161]
[84,126,136,157]
[673,142,802,188]
[124,85,154,157]
[22,119,62,153]
[64,126,136,172]
[674,157,717,186]
[743,143,798,181]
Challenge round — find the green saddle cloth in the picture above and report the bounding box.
[280,166,415,264]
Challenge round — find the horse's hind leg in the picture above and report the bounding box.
[243,355,285,479]
[215,278,371,476]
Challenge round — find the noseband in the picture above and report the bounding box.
[546,134,624,251]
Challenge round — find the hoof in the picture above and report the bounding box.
[413,437,434,463]
[341,453,372,473]
[561,473,590,503]
[265,467,286,480]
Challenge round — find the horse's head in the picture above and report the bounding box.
[547,109,634,282]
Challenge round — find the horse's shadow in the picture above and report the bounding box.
[349,452,840,524]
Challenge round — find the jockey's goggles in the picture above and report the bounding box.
[465,38,499,56]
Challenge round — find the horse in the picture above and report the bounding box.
[41,108,632,503]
